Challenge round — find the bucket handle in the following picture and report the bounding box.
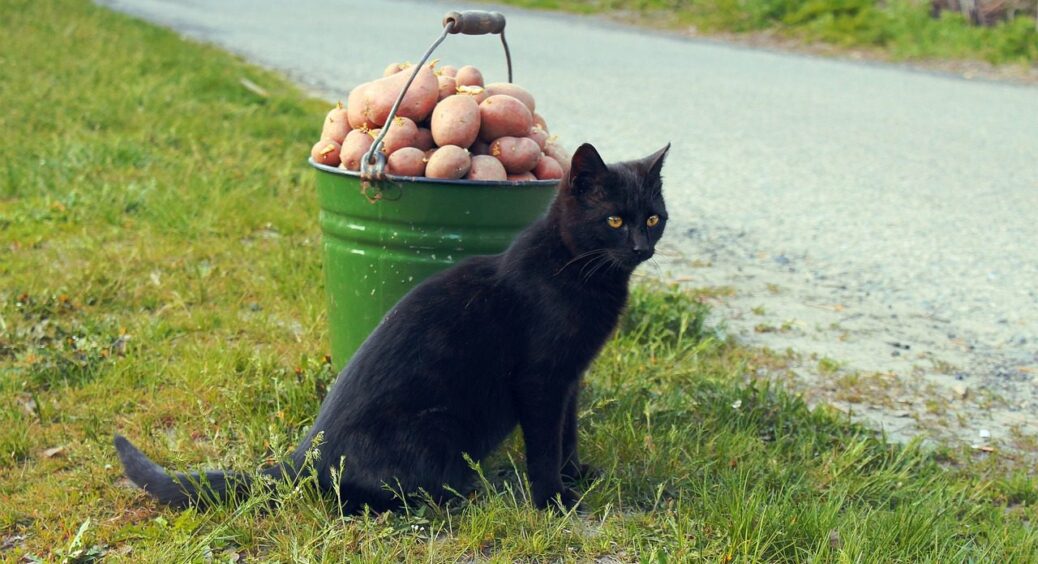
[361,10,512,183]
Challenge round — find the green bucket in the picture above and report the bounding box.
[311,9,561,369]
[312,161,557,370]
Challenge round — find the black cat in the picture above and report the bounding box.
[115,141,670,512]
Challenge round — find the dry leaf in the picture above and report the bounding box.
[16,393,38,418]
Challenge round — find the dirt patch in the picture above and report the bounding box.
[655,233,1038,463]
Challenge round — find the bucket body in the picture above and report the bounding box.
[312,161,558,371]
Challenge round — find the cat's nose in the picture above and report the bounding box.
[631,233,651,259]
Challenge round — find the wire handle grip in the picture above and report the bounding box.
[443,10,506,35]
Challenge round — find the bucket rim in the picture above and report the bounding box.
[309,158,561,188]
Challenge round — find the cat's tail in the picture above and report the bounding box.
[114,434,295,509]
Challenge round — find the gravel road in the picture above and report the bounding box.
[99,0,1038,452]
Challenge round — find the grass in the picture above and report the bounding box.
[490,0,1038,65]
[1,0,1036,560]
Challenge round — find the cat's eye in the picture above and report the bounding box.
[646,215,660,227]
[607,216,623,229]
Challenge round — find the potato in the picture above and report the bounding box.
[466,155,508,181]
[479,95,533,141]
[414,127,435,151]
[526,125,548,150]
[532,112,548,132]
[484,83,535,113]
[456,84,487,104]
[339,129,374,171]
[507,171,537,182]
[386,147,427,177]
[379,116,418,155]
[346,82,371,129]
[320,102,350,144]
[470,140,490,155]
[455,65,484,87]
[544,141,571,177]
[439,65,458,78]
[533,155,563,180]
[431,95,480,149]
[437,75,457,101]
[311,139,341,166]
[425,145,471,179]
[383,62,409,76]
[349,62,438,128]
[489,136,541,174]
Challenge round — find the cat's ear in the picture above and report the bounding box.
[644,142,671,180]
[567,143,609,200]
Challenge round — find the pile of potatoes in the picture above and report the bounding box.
[310,61,570,182]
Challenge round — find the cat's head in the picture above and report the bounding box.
[556,142,670,270]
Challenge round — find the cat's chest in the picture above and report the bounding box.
[532,287,624,366]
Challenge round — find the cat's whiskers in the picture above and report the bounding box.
[577,251,610,279]
[555,248,609,277]
[581,254,615,283]
[578,256,602,281]
[647,258,665,280]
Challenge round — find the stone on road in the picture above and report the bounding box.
[101,0,1038,449]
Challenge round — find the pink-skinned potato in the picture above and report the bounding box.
[439,65,458,78]
[544,141,571,176]
[490,136,541,174]
[348,62,438,128]
[533,112,548,132]
[425,145,471,179]
[346,83,370,129]
[455,84,487,104]
[386,147,428,177]
[414,128,435,151]
[479,95,533,141]
[455,65,484,87]
[507,171,537,182]
[339,129,375,171]
[379,116,418,155]
[533,155,563,180]
[311,139,342,166]
[383,62,410,76]
[484,83,535,112]
[321,102,350,144]
[431,95,480,149]
[437,75,457,101]
[526,125,548,150]
[466,155,507,181]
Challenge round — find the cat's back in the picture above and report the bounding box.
[306,252,523,461]
[328,252,523,404]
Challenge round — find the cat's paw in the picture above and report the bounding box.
[534,486,579,512]
[561,462,601,484]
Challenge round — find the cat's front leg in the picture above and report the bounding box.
[516,378,578,510]
[560,385,597,484]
